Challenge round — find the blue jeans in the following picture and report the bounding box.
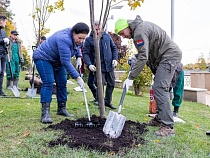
[34,60,67,103]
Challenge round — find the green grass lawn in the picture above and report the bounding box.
[0,71,210,158]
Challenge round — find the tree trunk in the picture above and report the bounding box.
[89,0,106,118]
[94,35,106,118]
[134,84,143,96]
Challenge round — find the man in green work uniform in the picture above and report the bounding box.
[170,63,184,117]
[6,30,24,90]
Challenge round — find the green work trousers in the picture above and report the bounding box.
[172,70,184,107]
[6,43,20,79]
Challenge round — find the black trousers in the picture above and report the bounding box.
[102,70,115,104]
[0,54,7,92]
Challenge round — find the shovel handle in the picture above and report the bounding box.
[82,87,91,121]
[5,46,14,80]
[31,46,37,89]
[78,66,91,121]
[117,65,133,114]
[31,62,35,89]
[118,86,127,113]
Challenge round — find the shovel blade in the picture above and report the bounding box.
[11,86,20,97]
[27,88,37,97]
[103,111,126,139]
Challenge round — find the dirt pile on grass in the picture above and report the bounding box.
[47,115,148,154]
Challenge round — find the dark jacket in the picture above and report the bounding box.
[0,27,7,54]
[83,32,118,72]
[33,28,82,79]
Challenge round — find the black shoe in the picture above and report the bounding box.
[206,131,210,136]
[0,91,7,96]
[173,112,178,117]
[105,103,116,109]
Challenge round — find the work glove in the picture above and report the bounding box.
[3,38,10,45]
[112,60,118,67]
[89,65,96,72]
[76,76,85,89]
[76,57,82,69]
[123,78,133,92]
[128,56,137,66]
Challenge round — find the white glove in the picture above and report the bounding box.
[123,78,133,92]
[89,65,96,72]
[3,38,10,45]
[112,60,118,67]
[76,57,82,69]
[76,76,85,89]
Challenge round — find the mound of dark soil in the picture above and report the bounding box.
[47,115,148,154]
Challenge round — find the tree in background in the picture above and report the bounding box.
[0,3,31,68]
[183,56,207,70]
[21,46,31,69]
[31,0,64,46]
[0,4,14,36]
[127,0,144,10]
[197,57,207,70]
[5,20,15,35]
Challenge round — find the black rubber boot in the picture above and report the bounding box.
[41,103,53,124]
[57,102,74,117]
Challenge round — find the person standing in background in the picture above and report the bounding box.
[6,30,24,91]
[40,36,46,44]
[84,21,118,109]
[170,63,184,118]
[0,15,9,96]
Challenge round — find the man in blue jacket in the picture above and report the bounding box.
[84,21,118,109]
[33,22,89,124]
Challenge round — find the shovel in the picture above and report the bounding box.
[6,46,20,97]
[103,63,133,139]
[103,85,127,138]
[27,62,37,97]
[27,46,37,98]
[74,66,97,128]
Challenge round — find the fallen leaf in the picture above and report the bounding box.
[154,139,160,143]
[23,131,30,137]
[195,124,199,128]
[109,151,115,155]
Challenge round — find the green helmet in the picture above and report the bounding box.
[115,18,129,35]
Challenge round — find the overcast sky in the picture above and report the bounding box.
[8,0,210,65]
